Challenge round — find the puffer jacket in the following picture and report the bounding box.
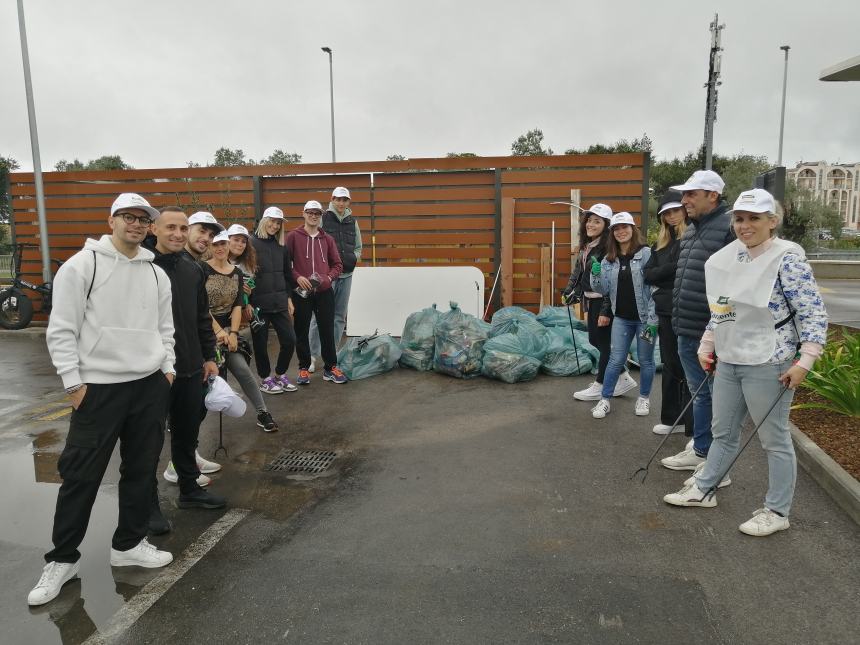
[671,202,734,337]
[250,235,295,313]
[643,231,681,318]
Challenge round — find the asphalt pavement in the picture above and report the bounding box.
[0,327,858,644]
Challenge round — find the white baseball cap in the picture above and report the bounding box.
[212,231,230,244]
[226,223,250,238]
[111,193,160,220]
[188,211,225,231]
[205,376,247,418]
[304,200,323,212]
[261,206,284,220]
[332,186,351,199]
[583,203,613,221]
[671,170,725,194]
[733,188,776,214]
[609,212,636,228]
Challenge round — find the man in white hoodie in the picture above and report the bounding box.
[28,193,177,607]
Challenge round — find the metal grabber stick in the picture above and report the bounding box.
[564,301,583,375]
[630,359,715,482]
[698,384,790,502]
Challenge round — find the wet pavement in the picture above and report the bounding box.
[0,317,858,644]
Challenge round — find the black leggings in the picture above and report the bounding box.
[585,297,613,383]
[657,314,693,434]
[293,289,337,370]
[251,310,296,378]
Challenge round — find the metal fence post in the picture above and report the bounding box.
[492,168,503,311]
[252,175,263,226]
[640,152,651,234]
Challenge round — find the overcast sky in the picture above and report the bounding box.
[3,0,859,172]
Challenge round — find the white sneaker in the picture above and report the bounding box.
[685,438,694,451]
[591,399,611,419]
[308,357,316,373]
[660,447,705,471]
[27,561,80,606]
[685,461,731,489]
[573,381,603,401]
[739,508,790,536]
[663,482,717,507]
[652,423,684,435]
[163,461,211,487]
[195,450,221,474]
[110,538,173,568]
[634,397,650,416]
[613,372,638,397]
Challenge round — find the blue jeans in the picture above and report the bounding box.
[600,317,655,399]
[694,360,796,516]
[678,335,713,456]
[310,274,352,357]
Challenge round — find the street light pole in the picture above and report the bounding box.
[16,0,51,282]
[321,46,336,163]
[777,45,791,167]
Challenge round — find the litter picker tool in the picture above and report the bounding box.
[698,384,790,502]
[564,302,583,375]
[630,372,712,483]
[483,265,502,321]
[213,412,227,459]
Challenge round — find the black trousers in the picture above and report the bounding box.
[293,289,337,370]
[164,373,205,494]
[585,297,613,384]
[46,371,170,563]
[657,314,693,435]
[251,310,296,378]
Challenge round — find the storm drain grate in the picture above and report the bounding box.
[265,449,337,474]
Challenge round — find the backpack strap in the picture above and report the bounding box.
[774,272,802,353]
[87,251,97,300]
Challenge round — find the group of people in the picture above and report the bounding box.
[28,187,362,606]
[563,169,828,537]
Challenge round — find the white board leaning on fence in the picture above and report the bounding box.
[346,266,485,337]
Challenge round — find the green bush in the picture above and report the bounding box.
[794,330,860,419]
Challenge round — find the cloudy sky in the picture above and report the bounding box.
[2,0,859,172]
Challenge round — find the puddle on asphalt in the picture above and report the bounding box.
[0,435,142,645]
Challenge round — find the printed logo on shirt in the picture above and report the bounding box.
[710,295,735,324]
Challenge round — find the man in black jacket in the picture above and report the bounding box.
[661,170,734,472]
[146,207,225,527]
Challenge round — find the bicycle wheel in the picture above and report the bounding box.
[0,289,34,329]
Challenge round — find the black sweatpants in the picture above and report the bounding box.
[46,371,170,563]
[251,310,296,379]
[585,296,613,384]
[293,289,336,370]
[657,314,694,435]
[165,373,205,494]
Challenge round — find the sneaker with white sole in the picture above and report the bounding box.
[591,399,611,419]
[573,381,603,401]
[323,366,348,384]
[110,538,173,568]
[652,423,684,435]
[27,561,80,606]
[634,397,650,416]
[660,447,705,471]
[274,374,298,392]
[259,376,284,394]
[256,410,278,432]
[663,482,717,507]
[613,371,638,397]
[685,461,731,489]
[195,451,221,474]
[163,462,211,487]
[738,508,790,536]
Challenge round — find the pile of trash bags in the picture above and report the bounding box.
[399,304,442,371]
[336,333,402,380]
[432,303,491,379]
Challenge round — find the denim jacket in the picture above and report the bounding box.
[597,246,658,325]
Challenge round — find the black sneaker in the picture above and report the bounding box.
[148,501,172,535]
[256,410,278,432]
[177,489,227,510]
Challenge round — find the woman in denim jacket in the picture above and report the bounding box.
[591,212,658,419]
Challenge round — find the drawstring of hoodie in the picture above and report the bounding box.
[303,234,328,277]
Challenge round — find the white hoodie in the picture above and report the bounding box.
[46,235,176,388]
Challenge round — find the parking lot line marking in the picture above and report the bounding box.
[81,508,250,645]
[34,407,72,421]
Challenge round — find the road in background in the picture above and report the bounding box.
[818,279,860,329]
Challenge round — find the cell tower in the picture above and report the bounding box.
[702,14,725,170]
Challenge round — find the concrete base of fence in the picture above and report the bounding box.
[791,423,860,526]
[809,260,860,280]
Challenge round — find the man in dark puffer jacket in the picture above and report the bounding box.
[661,170,734,472]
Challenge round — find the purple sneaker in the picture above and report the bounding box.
[259,376,284,394]
[275,374,298,392]
[322,366,348,384]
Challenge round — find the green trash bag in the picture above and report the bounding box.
[399,304,442,371]
[336,334,403,380]
[433,302,489,379]
[490,306,538,337]
[540,326,596,376]
[481,333,542,383]
[536,305,587,331]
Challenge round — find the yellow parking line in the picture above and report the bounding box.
[35,407,72,421]
[819,287,834,293]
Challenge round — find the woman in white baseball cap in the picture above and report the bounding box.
[663,189,828,537]
[564,204,638,401]
[591,213,658,420]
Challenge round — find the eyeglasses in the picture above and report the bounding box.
[115,212,153,226]
[304,210,323,217]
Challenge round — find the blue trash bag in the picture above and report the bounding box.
[540,326,597,376]
[336,334,403,380]
[481,333,543,383]
[490,306,538,337]
[536,305,588,331]
[433,302,489,379]
[399,304,442,371]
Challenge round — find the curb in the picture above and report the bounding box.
[0,326,47,337]
[791,423,860,526]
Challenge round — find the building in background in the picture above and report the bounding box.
[788,161,860,231]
